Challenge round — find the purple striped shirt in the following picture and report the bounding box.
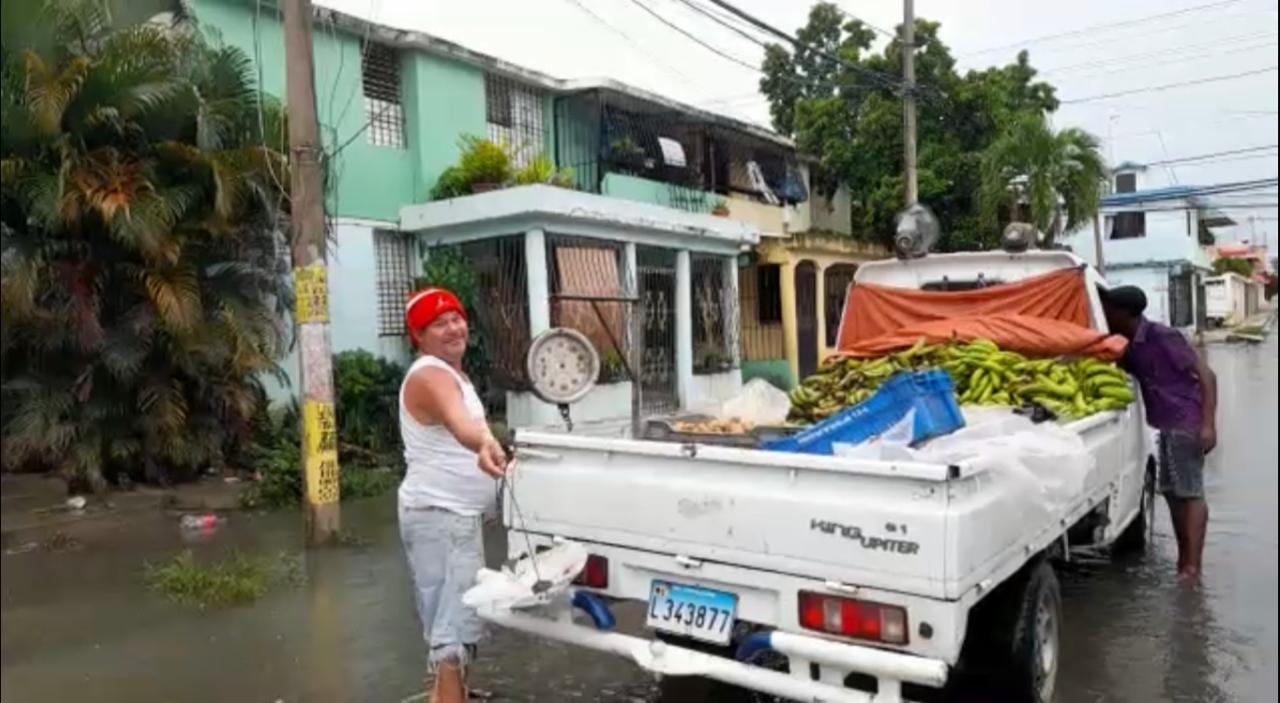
[1120,319,1204,432]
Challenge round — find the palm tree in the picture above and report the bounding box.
[1,0,291,491]
[979,112,1106,246]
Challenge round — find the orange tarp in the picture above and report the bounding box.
[835,267,1127,361]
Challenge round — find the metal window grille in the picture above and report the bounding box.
[1169,271,1194,328]
[739,263,784,363]
[374,230,413,336]
[485,74,545,169]
[692,256,738,373]
[823,265,857,347]
[362,42,405,149]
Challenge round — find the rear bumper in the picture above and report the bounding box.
[476,599,948,703]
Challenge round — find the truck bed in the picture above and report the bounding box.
[508,408,1137,603]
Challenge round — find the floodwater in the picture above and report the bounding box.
[1,337,1275,703]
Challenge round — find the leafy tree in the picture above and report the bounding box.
[1213,257,1255,278]
[979,112,1105,245]
[759,4,1067,250]
[1,1,290,491]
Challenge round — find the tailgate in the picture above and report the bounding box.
[509,432,954,598]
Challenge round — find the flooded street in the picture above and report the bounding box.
[2,336,1276,702]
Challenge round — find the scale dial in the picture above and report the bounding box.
[526,328,601,405]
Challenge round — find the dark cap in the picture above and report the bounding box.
[1099,285,1147,316]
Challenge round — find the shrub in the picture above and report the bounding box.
[0,5,291,491]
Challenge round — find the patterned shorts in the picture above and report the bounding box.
[1157,430,1205,500]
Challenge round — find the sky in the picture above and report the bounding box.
[315,0,1280,257]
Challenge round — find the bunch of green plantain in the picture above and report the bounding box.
[787,338,1136,424]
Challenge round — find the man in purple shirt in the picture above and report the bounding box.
[1101,286,1218,584]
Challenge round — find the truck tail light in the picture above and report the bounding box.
[798,591,908,645]
[573,554,609,589]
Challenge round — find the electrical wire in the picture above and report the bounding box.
[702,0,907,93]
[1060,66,1278,104]
[959,0,1247,57]
[623,0,763,74]
[1038,30,1278,75]
[1141,145,1279,167]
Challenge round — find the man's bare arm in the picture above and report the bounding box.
[405,367,494,455]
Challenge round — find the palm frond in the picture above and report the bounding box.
[23,51,90,135]
[141,265,201,330]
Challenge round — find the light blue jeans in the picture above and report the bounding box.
[399,506,485,668]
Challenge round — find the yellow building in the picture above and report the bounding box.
[726,187,890,389]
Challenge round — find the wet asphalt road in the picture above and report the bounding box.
[1,336,1275,702]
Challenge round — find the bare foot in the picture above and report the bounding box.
[1176,569,1201,587]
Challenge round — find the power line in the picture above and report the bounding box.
[1038,30,1277,75]
[703,0,906,93]
[834,3,895,38]
[674,0,770,46]
[623,0,763,74]
[1060,66,1278,104]
[1042,39,1277,82]
[959,0,1246,57]
[563,0,699,86]
[1143,145,1279,167]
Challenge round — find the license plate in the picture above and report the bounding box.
[645,580,737,645]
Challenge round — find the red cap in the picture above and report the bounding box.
[405,288,466,334]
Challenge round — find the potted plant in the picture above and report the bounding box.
[711,199,731,217]
[608,136,647,175]
[458,136,512,193]
[515,154,576,189]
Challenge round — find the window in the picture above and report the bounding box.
[1107,211,1146,240]
[1169,272,1193,328]
[485,74,545,169]
[1115,172,1137,194]
[756,265,782,324]
[823,265,857,347]
[361,43,404,148]
[374,230,413,336]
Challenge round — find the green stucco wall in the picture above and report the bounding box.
[192,0,487,222]
[602,173,716,213]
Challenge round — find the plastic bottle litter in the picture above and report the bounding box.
[179,514,221,530]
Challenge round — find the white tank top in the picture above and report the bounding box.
[397,355,496,515]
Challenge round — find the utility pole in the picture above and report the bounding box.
[283,0,340,544]
[1093,213,1107,276]
[902,0,918,206]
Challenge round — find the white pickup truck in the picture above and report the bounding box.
[487,251,1155,703]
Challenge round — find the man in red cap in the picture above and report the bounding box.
[397,287,508,703]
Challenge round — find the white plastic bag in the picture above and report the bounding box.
[718,379,792,427]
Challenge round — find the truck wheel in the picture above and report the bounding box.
[960,560,1061,703]
[1003,561,1061,702]
[1113,457,1156,554]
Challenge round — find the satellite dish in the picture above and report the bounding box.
[526,329,601,431]
[894,204,940,259]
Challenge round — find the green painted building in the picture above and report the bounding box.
[194,1,872,412]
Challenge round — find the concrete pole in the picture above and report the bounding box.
[525,228,551,337]
[779,262,799,388]
[283,0,340,544]
[902,0,918,206]
[815,263,828,363]
[625,242,641,437]
[1093,213,1107,276]
[675,250,694,409]
[721,255,741,370]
